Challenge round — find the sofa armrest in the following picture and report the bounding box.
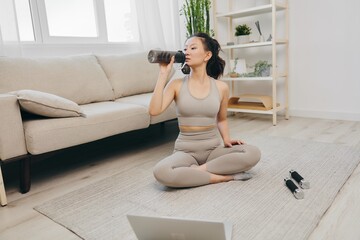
[0,94,27,161]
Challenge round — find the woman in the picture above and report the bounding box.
[149,32,261,188]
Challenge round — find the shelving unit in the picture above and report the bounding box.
[212,0,289,125]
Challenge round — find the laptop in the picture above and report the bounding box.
[127,214,232,240]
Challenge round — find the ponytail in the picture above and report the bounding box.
[189,32,225,79]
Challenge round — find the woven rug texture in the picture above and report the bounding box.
[35,136,360,240]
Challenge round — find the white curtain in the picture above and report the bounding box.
[135,0,182,51]
[0,0,22,56]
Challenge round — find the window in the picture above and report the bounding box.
[14,0,139,43]
[44,0,97,37]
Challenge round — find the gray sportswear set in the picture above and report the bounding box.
[153,77,261,187]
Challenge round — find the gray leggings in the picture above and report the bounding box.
[153,129,261,188]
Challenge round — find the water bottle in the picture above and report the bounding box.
[147,50,185,64]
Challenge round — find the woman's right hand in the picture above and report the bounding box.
[159,56,175,76]
[150,56,176,116]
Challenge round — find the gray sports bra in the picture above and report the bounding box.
[176,76,221,126]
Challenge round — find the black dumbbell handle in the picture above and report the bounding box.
[290,170,304,183]
[285,178,298,192]
[284,178,304,199]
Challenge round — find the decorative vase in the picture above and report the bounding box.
[236,35,250,44]
[259,34,265,42]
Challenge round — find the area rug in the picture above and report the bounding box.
[34,136,360,240]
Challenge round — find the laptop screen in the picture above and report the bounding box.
[127,214,232,240]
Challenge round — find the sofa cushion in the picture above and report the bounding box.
[97,52,173,98]
[0,55,115,104]
[116,93,177,124]
[11,90,85,118]
[23,102,150,155]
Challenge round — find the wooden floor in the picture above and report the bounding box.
[0,114,359,240]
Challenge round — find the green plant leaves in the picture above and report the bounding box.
[180,0,213,37]
[235,24,252,36]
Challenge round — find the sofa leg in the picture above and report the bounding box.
[20,156,31,194]
[0,165,7,206]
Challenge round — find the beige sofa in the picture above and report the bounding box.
[0,52,178,205]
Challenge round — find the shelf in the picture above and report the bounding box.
[216,3,286,19]
[213,0,289,125]
[228,105,285,115]
[222,76,272,81]
[221,40,287,50]
[222,73,287,81]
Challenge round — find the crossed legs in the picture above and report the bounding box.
[153,144,261,188]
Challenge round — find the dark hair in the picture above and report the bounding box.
[188,32,225,79]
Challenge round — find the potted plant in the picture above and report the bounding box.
[180,0,213,37]
[254,60,272,77]
[235,24,252,44]
[239,60,272,77]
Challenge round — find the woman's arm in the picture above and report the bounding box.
[149,57,178,116]
[216,81,245,147]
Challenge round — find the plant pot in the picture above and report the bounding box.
[229,72,240,78]
[260,67,271,77]
[236,35,250,44]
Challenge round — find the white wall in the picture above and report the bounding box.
[288,0,360,121]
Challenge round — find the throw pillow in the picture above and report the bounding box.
[10,90,86,118]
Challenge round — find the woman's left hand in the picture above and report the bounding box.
[224,139,246,147]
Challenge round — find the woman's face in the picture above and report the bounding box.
[184,37,211,67]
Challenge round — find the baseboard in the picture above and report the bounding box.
[289,109,360,121]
